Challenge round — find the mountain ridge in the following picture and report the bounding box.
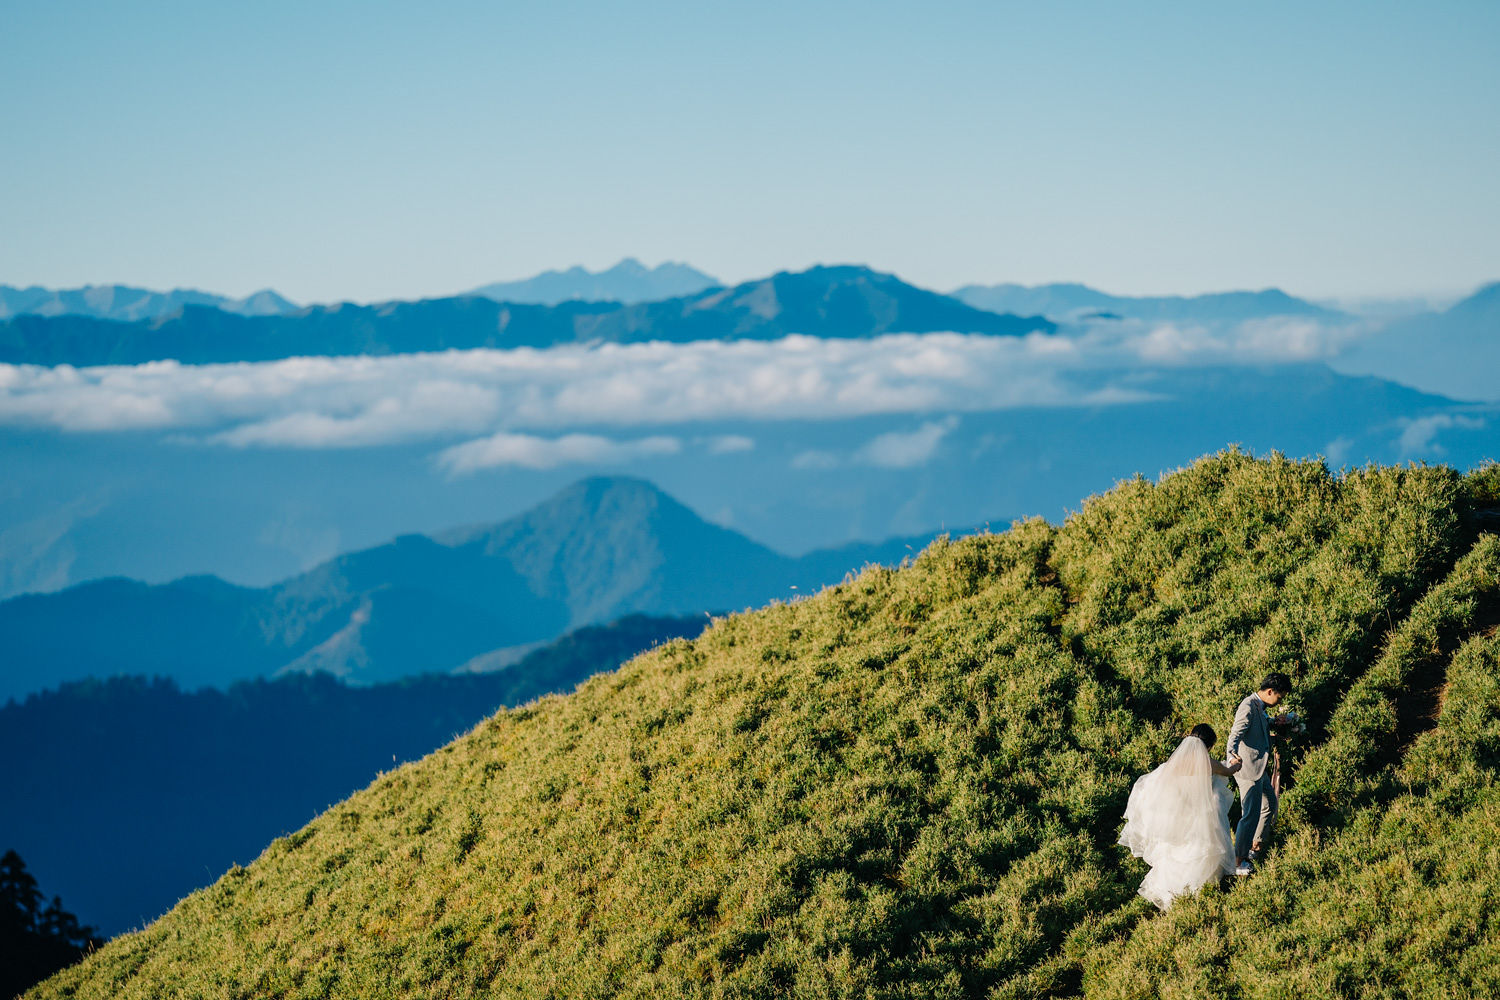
[1333,280,1500,401]
[0,266,1054,366]
[467,258,720,305]
[0,284,297,322]
[27,451,1500,997]
[0,476,957,701]
[951,281,1348,323]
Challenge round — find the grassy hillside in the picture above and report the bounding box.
[30,451,1500,999]
[2,614,703,939]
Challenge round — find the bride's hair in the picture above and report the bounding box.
[1189,723,1217,750]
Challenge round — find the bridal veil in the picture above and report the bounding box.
[1118,736,1236,910]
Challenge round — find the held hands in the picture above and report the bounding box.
[1225,753,1242,775]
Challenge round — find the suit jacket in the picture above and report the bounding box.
[1227,692,1273,787]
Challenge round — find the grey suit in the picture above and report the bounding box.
[1227,691,1277,860]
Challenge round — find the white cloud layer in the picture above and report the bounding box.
[856,417,960,468]
[437,432,681,473]
[0,319,1363,449]
[791,449,841,470]
[1396,414,1486,456]
[1092,316,1361,365]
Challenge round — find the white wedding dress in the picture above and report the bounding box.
[1117,736,1236,910]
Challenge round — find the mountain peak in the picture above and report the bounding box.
[951,281,1345,323]
[759,264,901,288]
[652,264,1052,341]
[435,476,786,627]
[1448,280,1500,315]
[469,260,721,306]
[527,475,679,521]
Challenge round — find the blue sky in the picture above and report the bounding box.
[2,1,1496,304]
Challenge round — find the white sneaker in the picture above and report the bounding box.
[1235,860,1253,876]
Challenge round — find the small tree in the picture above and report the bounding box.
[0,849,103,999]
[0,848,42,935]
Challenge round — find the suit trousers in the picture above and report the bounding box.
[1235,771,1277,860]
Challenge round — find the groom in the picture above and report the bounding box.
[1226,671,1294,875]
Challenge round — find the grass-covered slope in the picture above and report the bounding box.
[31,452,1500,999]
[2,614,706,939]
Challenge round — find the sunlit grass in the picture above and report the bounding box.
[31,450,1500,999]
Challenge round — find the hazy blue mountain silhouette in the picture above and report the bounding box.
[0,266,1053,366]
[469,258,720,304]
[1334,281,1500,401]
[589,265,1053,343]
[434,475,863,627]
[951,281,1346,323]
[0,283,296,322]
[0,476,948,701]
[0,575,270,694]
[0,614,705,937]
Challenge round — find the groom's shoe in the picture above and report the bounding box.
[1234,859,1254,876]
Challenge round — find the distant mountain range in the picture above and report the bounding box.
[13,271,1472,349]
[0,476,948,701]
[0,266,1053,366]
[1334,281,1500,401]
[0,284,297,322]
[467,258,720,304]
[3,269,1385,369]
[0,260,711,324]
[0,613,706,937]
[950,281,1347,324]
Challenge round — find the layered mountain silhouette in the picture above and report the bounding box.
[467,258,720,304]
[1334,281,1500,401]
[0,284,296,322]
[0,477,948,701]
[951,280,1346,324]
[0,266,1053,366]
[0,614,707,939]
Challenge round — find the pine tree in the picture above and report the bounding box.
[0,849,103,998]
[0,848,42,935]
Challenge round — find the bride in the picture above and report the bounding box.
[1118,724,1242,910]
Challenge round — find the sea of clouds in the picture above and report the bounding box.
[0,318,1372,471]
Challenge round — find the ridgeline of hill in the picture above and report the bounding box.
[0,284,296,322]
[0,266,1052,367]
[1334,280,1500,403]
[467,258,720,305]
[29,452,1500,998]
[1,477,947,700]
[1,614,705,939]
[950,282,1345,324]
